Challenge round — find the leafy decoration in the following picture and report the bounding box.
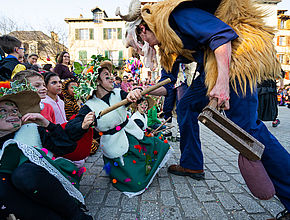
[73,55,112,102]
[0,80,37,97]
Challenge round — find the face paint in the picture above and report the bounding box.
[13,123,20,128]
[5,102,15,106]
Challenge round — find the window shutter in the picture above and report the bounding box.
[103,28,108,40]
[105,50,109,58]
[118,50,123,66]
[75,29,80,40]
[277,36,280,46]
[89,29,94,40]
[117,28,122,39]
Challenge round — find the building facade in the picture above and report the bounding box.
[277,10,290,79]
[65,7,128,68]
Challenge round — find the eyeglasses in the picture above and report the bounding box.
[18,47,25,52]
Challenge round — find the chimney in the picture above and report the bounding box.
[79,14,83,18]
[51,31,59,42]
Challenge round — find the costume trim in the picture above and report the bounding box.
[141,0,281,95]
[1,139,85,205]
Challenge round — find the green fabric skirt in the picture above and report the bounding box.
[103,133,172,197]
[0,140,85,204]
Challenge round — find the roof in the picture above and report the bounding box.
[65,18,94,23]
[91,6,108,18]
[9,31,51,41]
[255,0,281,3]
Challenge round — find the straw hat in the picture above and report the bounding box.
[0,90,41,115]
[132,95,155,111]
[100,60,113,73]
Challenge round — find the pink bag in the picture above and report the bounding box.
[238,154,275,200]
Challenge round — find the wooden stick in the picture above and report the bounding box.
[99,78,171,117]
[152,116,172,134]
[154,126,174,135]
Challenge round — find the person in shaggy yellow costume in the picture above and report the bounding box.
[116,0,290,219]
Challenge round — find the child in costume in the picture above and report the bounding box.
[66,58,172,197]
[131,95,155,132]
[12,70,56,123]
[0,84,93,220]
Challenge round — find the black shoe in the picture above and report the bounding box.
[164,132,172,137]
[276,209,290,220]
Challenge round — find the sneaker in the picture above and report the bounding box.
[168,165,205,180]
[272,119,280,127]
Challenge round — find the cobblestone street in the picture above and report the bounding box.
[80,106,290,220]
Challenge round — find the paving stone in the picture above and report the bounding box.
[93,177,110,189]
[121,196,138,212]
[205,180,225,192]
[87,166,102,175]
[85,189,106,205]
[84,162,94,170]
[212,172,231,182]
[204,171,215,180]
[203,202,228,220]
[187,177,207,187]
[151,178,159,187]
[105,190,122,206]
[174,183,192,198]
[158,177,172,190]
[206,163,222,172]
[79,185,91,197]
[193,187,215,202]
[232,210,250,220]
[85,156,98,163]
[161,191,176,206]
[250,214,272,220]
[140,201,159,220]
[80,175,96,186]
[231,174,246,185]
[161,206,183,219]
[204,157,214,163]
[260,200,284,216]
[180,198,207,218]
[85,205,99,219]
[216,192,242,210]
[212,158,229,166]
[157,167,169,177]
[141,186,158,201]
[220,180,244,193]
[120,213,137,220]
[95,158,104,165]
[171,175,187,184]
[233,194,264,213]
[97,207,118,220]
[221,165,239,174]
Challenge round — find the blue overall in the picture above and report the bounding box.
[160,5,290,210]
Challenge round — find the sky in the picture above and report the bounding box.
[1,0,290,42]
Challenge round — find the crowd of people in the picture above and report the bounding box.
[0,0,290,219]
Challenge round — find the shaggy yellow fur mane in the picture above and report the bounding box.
[141,0,281,95]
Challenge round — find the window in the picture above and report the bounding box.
[280,20,285,29]
[278,54,283,64]
[103,28,122,40]
[94,12,103,23]
[278,36,285,46]
[79,50,87,65]
[75,29,93,40]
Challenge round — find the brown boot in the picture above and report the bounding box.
[168,165,205,180]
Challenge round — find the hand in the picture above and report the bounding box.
[209,75,230,110]
[82,111,95,130]
[126,89,142,103]
[22,113,50,127]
